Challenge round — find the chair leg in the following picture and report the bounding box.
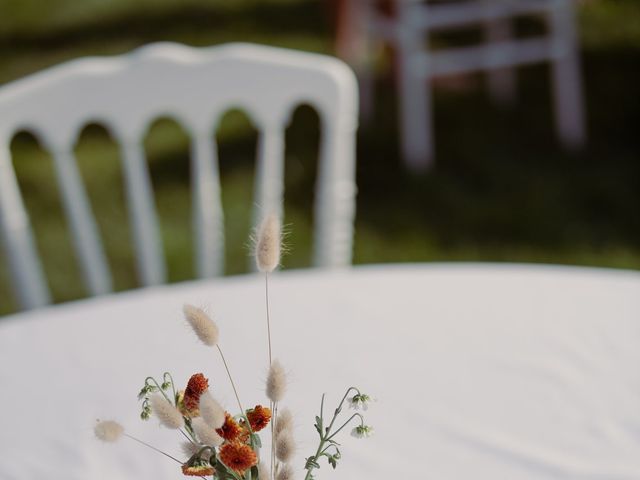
[396,1,434,171]
[485,16,517,106]
[342,0,375,123]
[356,6,377,127]
[0,146,51,309]
[549,0,587,149]
[357,62,376,123]
[398,57,434,171]
[314,122,357,268]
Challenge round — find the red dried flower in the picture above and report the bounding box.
[246,405,272,432]
[219,442,257,473]
[216,413,243,442]
[183,373,209,413]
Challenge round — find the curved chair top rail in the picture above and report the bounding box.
[0,42,359,311]
[0,42,358,148]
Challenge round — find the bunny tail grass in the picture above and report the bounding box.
[94,420,124,442]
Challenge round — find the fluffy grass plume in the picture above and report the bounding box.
[257,462,270,479]
[94,420,124,442]
[274,407,293,436]
[199,391,226,429]
[275,428,295,462]
[266,359,287,402]
[149,393,184,429]
[276,464,295,480]
[192,417,224,447]
[255,213,281,273]
[183,304,219,347]
[181,440,200,458]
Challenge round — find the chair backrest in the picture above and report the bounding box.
[358,0,584,169]
[0,42,359,310]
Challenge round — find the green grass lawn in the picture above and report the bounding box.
[1,0,639,314]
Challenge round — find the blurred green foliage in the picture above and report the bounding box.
[0,0,639,314]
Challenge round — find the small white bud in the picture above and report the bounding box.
[351,424,374,438]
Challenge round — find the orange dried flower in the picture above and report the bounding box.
[246,405,272,432]
[181,464,214,477]
[237,422,251,443]
[176,390,190,417]
[216,413,243,442]
[186,373,209,395]
[183,373,209,413]
[219,442,257,473]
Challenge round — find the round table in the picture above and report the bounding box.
[1,264,639,479]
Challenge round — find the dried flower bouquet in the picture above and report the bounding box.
[95,214,373,480]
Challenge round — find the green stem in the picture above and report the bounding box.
[163,372,177,402]
[303,388,362,480]
[270,401,276,480]
[326,413,364,441]
[216,458,243,480]
[265,272,273,366]
[181,422,197,443]
[145,376,174,405]
[324,387,359,434]
[320,443,338,456]
[304,439,326,480]
[145,376,195,442]
[216,344,244,413]
[124,433,182,464]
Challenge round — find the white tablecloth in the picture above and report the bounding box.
[1,264,640,479]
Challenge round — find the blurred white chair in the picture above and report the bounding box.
[0,42,359,310]
[345,0,586,170]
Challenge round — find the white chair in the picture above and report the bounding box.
[345,0,586,170]
[0,42,359,310]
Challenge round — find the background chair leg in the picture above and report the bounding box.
[396,1,434,172]
[485,16,517,107]
[335,0,375,122]
[398,61,434,172]
[549,0,587,149]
